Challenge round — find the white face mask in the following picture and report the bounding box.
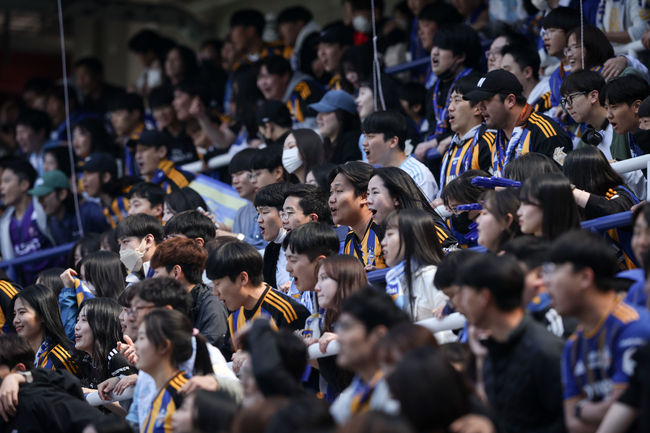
[282,147,303,174]
[352,15,371,33]
[119,239,145,273]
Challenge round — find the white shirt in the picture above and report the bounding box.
[399,155,439,202]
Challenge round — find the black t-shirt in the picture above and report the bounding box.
[78,348,137,389]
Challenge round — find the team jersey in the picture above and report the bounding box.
[530,90,552,113]
[344,219,386,269]
[0,279,20,333]
[440,124,495,188]
[149,158,195,194]
[141,371,188,433]
[492,105,572,175]
[227,285,310,350]
[9,201,55,284]
[102,196,130,229]
[36,341,78,375]
[286,79,325,124]
[562,295,650,402]
[328,74,343,91]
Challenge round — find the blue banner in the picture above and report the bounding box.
[189,174,247,227]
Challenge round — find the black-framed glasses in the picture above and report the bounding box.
[561,92,587,108]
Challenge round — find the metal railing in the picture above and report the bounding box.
[385,57,430,75]
[0,242,74,282]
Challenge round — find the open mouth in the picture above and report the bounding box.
[368,207,377,215]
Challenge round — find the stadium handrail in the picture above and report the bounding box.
[0,241,75,281]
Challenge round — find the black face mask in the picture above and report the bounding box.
[451,212,473,234]
[633,129,650,154]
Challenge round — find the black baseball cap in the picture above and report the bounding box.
[318,23,354,46]
[256,100,292,128]
[83,152,117,178]
[463,69,524,102]
[128,129,174,149]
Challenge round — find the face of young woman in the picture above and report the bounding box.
[317,112,340,142]
[517,201,544,237]
[355,86,374,120]
[381,224,404,267]
[477,207,509,252]
[13,298,43,342]
[366,175,397,226]
[74,306,94,354]
[314,267,339,309]
[632,213,650,264]
[135,322,160,373]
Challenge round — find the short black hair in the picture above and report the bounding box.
[547,230,619,291]
[132,277,192,316]
[441,169,488,208]
[277,6,313,24]
[432,23,483,71]
[206,240,264,286]
[108,92,144,114]
[418,2,462,25]
[257,55,292,77]
[502,235,550,272]
[541,6,582,32]
[251,145,283,171]
[602,75,650,106]
[115,213,164,244]
[0,334,35,368]
[16,108,51,135]
[450,75,480,107]
[560,69,605,96]
[148,85,174,110]
[341,288,409,333]
[230,9,266,37]
[254,182,290,211]
[229,148,258,174]
[433,249,482,289]
[502,42,541,81]
[0,157,38,188]
[284,183,332,225]
[456,253,524,311]
[128,182,165,207]
[328,161,374,197]
[398,82,426,113]
[362,111,408,151]
[164,209,216,242]
[128,29,163,53]
[283,222,340,261]
[74,57,104,76]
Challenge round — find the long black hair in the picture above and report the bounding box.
[371,167,437,220]
[519,173,581,241]
[77,297,124,382]
[385,209,444,315]
[291,129,326,177]
[164,187,209,215]
[79,251,126,299]
[503,152,561,182]
[143,309,214,375]
[12,284,70,349]
[563,146,625,196]
[481,188,521,251]
[73,117,116,157]
[325,109,361,161]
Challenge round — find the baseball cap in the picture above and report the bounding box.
[28,170,70,196]
[83,152,118,178]
[309,90,357,115]
[257,100,293,128]
[463,70,524,102]
[639,96,650,118]
[318,23,354,46]
[128,129,174,149]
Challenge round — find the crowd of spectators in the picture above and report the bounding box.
[3,0,650,432]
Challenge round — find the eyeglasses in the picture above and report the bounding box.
[127,304,155,316]
[485,49,502,59]
[563,45,580,57]
[279,209,296,220]
[560,92,587,108]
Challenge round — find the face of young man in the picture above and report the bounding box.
[362,132,397,166]
[417,19,437,53]
[500,54,529,89]
[231,170,256,201]
[282,196,314,232]
[486,36,507,71]
[172,91,192,122]
[256,66,288,101]
[251,168,282,191]
[477,94,510,130]
[15,125,44,154]
[544,262,583,318]
[128,195,162,219]
[211,274,246,311]
[37,190,66,217]
[542,27,567,58]
[0,169,27,207]
[329,173,366,227]
[430,46,463,77]
[605,99,641,134]
[285,246,319,292]
[448,90,481,136]
[110,109,139,138]
[317,42,343,74]
[135,144,166,178]
[257,206,283,242]
[335,312,376,372]
[152,105,177,131]
[457,285,489,328]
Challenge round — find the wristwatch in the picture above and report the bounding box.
[18,370,34,383]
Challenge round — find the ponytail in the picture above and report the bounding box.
[193,333,214,376]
